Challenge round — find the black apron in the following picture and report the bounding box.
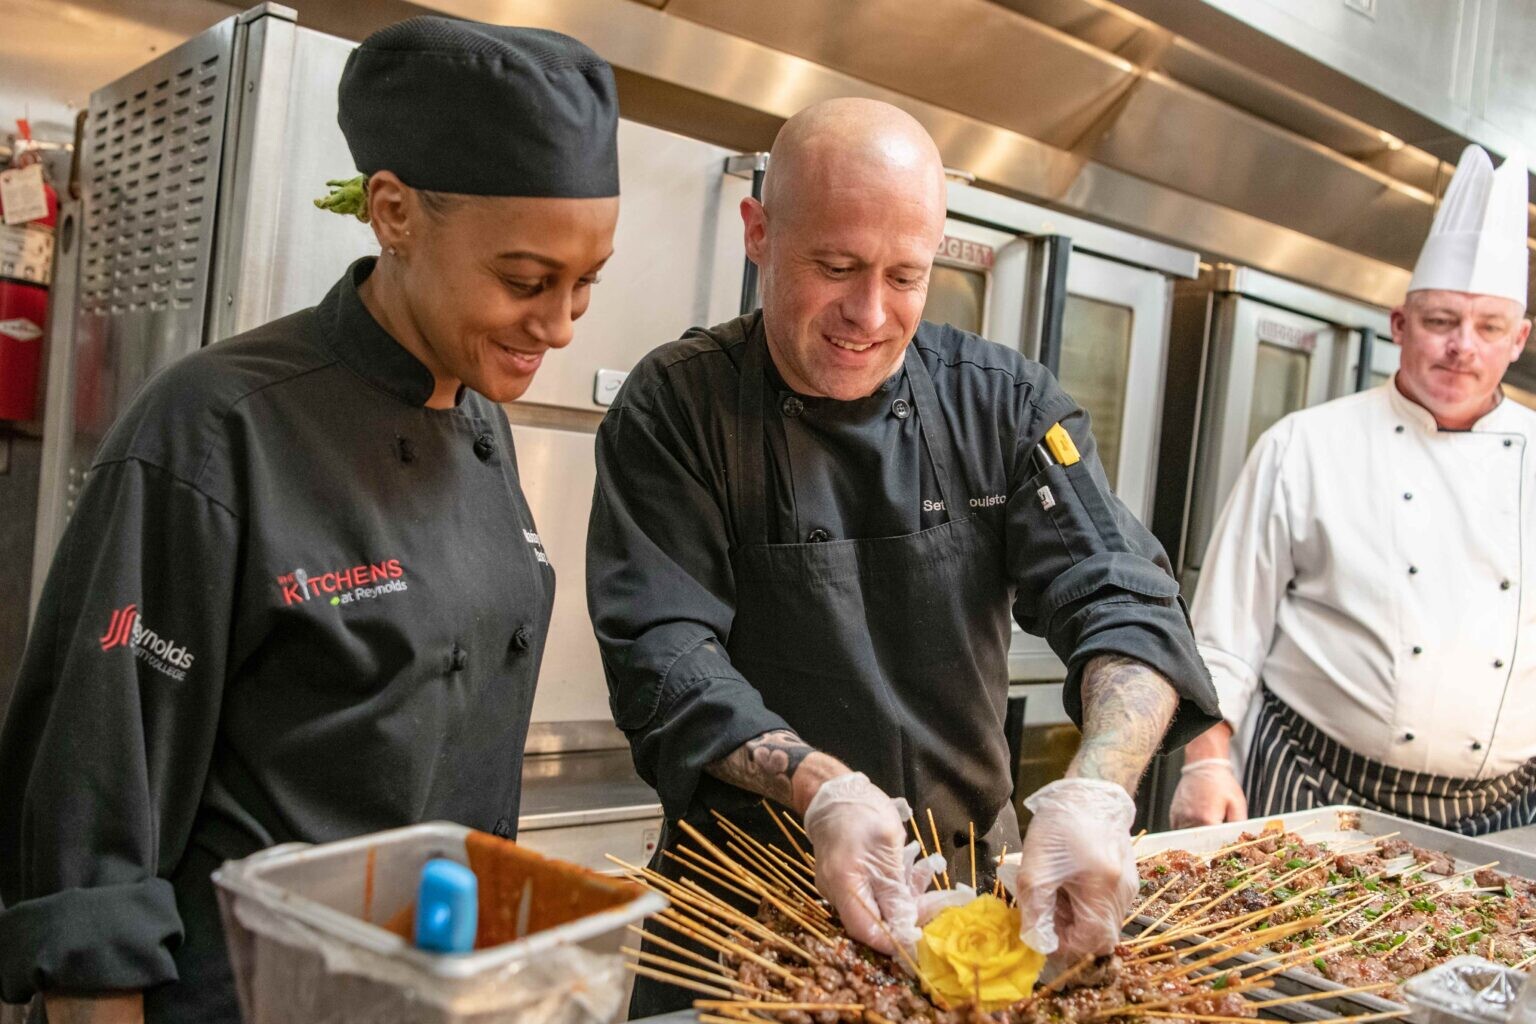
[630,338,1020,1017]
[1245,687,1536,836]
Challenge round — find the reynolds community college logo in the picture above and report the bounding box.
[100,604,195,680]
[276,557,408,608]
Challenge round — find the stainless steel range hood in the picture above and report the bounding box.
[228,0,1535,311]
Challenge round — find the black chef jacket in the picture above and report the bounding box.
[0,259,554,1021]
[588,311,1219,821]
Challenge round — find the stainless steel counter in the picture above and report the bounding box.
[515,747,664,873]
[1486,823,1536,857]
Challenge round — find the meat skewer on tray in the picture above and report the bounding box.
[1132,818,1536,999]
[607,804,1415,1023]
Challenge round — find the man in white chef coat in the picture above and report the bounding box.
[1171,144,1536,835]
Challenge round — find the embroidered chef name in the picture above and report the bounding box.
[99,604,195,680]
[276,559,408,607]
[923,494,1006,512]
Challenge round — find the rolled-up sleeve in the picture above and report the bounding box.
[587,384,789,819]
[0,457,236,1001]
[1007,377,1220,750]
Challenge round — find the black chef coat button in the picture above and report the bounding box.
[1412,645,1423,655]
[492,817,512,839]
[781,395,804,419]
[1408,565,1418,575]
[1404,732,1415,742]
[1403,492,1413,501]
[1395,425,1405,434]
[1495,659,1506,669]
[807,528,831,543]
[1505,439,1514,447]
[450,644,468,672]
[512,626,532,652]
[892,398,911,419]
[396,436,416,463]
[473,433,496,461]
[1501,579,1512,590]
[1473,741,1485,751]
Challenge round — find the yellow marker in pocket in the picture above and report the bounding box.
[1044,423,1080,466]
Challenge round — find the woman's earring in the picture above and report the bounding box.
[387,246,398,256]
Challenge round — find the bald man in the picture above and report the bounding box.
[588,99,1219,1015]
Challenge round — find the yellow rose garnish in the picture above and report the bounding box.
[916,894,1045,1011]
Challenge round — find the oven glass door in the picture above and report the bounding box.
[920,219,1028,341]
[1183,298,1337,584]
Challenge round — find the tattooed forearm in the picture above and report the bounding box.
[706,729,818,809]
[1069,654,1179,792]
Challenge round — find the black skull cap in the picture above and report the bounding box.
[338,17,620,198]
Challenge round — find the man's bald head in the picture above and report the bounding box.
[743,99,949,400]
[761,98,947,221]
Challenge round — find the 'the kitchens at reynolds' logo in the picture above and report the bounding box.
[276,558,408,607]
[100,604,195,680]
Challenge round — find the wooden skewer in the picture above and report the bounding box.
[1288,1012,1406,1024]
[1247,981,1397,1009]
[926,808,951,889]
[696,1000,865,1013]
[970,821,978,891]
[762,800,814,869]
[909,815,931,859]
[720,836,825,918]
[1131,828,1148,847]
[663,847,761,903]
[697,1013,771,1024]
[1126,875,1183,926]
[1041,951,1099,994]
[626,961,739,999]
[625,947,782,999]
[625,924,731,977]
[713,812,819,891]
[625,865,818,964]
[1144,916,1324,983]
[651,910,805,988]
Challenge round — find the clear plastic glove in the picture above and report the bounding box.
[1169,758,1248,829]
[803,772,917,955]
[1014,778,1137,966]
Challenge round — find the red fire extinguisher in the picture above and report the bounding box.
[0,120,59,422]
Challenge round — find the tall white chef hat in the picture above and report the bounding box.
[1408,144,1529,308]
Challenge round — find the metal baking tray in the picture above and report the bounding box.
[1128,806,1536,1021]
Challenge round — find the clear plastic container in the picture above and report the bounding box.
[1401,956,1528,1024]
[212,821,666,1024]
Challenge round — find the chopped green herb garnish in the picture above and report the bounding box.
[1411,898,1438,913]
[1364,879,1382,891]
[1225,878,1244,889]
[1284,858,1308,870]
[1313,957,1327,972]
[1153,864,1169,875]
[1211,974,1230,990]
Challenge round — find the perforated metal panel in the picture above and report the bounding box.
[64,16,236,521]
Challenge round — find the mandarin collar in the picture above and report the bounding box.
[756,313,906,409]
[317,258,446,408]
[1386,373,1524,435]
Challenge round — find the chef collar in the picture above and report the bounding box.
[318,257,459,408]
[1386,372,1525,435]
[758,322,906,407]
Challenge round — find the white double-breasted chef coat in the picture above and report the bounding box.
[1193,379,1536,781]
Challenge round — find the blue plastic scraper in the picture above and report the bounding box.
[414,858,479,953]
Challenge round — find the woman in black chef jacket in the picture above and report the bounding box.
[0,18,618,1024]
